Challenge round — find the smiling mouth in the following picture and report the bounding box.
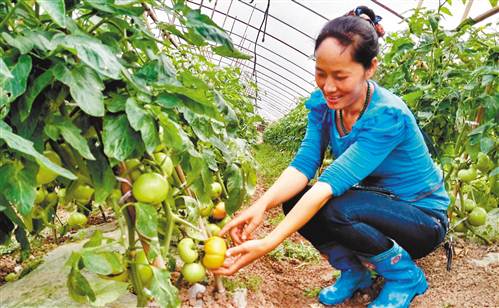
[326,96,341,104]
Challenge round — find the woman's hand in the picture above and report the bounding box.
[210,238,274,276]
[219,203,266,245]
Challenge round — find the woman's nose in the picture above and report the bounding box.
[324,78,337,93]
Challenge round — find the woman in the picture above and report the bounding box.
[213,6,449,308]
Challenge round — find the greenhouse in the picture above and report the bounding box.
[0,0,498,307]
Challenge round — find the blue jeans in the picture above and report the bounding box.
[282,186,448,259]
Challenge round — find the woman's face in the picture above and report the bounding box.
[314,37,377,110]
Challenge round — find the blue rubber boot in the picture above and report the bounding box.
[318,245,373,305]
[367,241,428,308]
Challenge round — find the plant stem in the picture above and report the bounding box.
[162,200,175,257]
[0,0,19,29]
[172,214,204,234]
[124,206,148,307]
[216,171,229,198]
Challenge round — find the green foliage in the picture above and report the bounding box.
[0,0,260,306]
[263,101,308,152]
[222,275,263,292]
[269,239,321,264]
[377,8,498,242]
[254,143,294,188]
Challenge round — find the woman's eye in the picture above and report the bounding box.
[336,76,347,81]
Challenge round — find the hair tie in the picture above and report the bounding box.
[345,6,385,37]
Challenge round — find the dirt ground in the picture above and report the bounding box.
[180,183,499,308]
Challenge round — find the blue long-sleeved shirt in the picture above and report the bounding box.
[290,82,449,211]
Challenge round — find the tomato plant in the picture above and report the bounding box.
[0,0,258,306]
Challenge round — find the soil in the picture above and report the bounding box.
[180,181,499,308]
[1,183,498,307]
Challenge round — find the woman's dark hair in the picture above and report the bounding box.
[314,6,383,69]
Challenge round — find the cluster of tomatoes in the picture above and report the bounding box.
[451,151,497,232]
[33,149,95,231]
[124,149,230,285]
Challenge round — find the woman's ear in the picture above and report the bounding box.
[366,57,378,79]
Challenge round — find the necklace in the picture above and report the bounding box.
[339,80,371,135]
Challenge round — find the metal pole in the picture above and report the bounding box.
[370,0,405,20]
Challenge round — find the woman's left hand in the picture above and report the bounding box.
[210,238,274,276]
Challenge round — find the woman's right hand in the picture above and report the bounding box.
[218,202,266,245]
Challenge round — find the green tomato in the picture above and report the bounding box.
[132,173,169,204]
[45,192,58,206]
[138,264,153,287]
[125,159,142,181]
[68,212,87,227]
[451,218,466,233]
[178,238,199,264]
[476,152,493,173]
[181,263,206,284]
[36,151,62,185]
[468,207,487,227]
[73,185,94,204]
[109,189,122,202]
[457,167,477,183]
[135,250,153,287]
[463,199,476,212]
[210,182,223,199]
[206,223,221,236]
[35,187,46,204]
[199,201,214,217]
[153,153,174,177]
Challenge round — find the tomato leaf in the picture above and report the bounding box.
[125,98,160,154]
[53,64,105,117]
[105,93,127,113]
[82,251,124,275]
[102,114,141,161]
[0,54,32,106]
[150,267,180,308]
[185,9,233,49]
[83,0,144,16]
[134,202,158,239]
[1,33,34,54]
[0,123,77,180]
[83,230,103,248]
[0,162,37,216]
[225,163,245,215]
[87,143,116,203]
[19,68,53,121]
[51,34,122,79]
[0,58,13,81]
[480,137,494,154]
[67,267,96,303]
[36,0,66,28]
[134,55,179,87]
[212,45,252,60]
[45,114,96,160]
